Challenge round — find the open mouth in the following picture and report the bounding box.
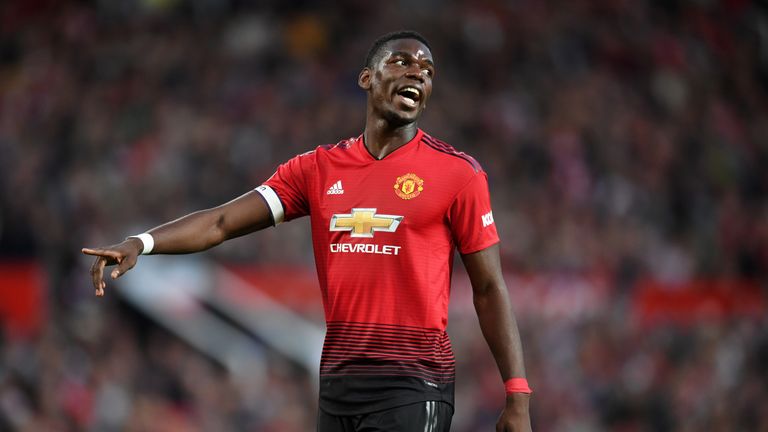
[395,86,421,108]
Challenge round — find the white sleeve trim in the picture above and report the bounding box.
[254,185,285,225]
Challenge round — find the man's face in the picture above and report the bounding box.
[359,38,435,126]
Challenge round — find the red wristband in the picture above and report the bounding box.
[504,378,532,395]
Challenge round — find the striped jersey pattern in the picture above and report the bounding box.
[320,321,455,384]
[420,134,482,173]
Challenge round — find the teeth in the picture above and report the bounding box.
[397,86,420,108]
[401,87,420,99]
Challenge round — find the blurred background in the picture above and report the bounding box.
[1,0,768,430]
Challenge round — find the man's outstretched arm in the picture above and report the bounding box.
[461,243,532,432]
[82,190,273,296]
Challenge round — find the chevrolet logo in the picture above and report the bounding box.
[329,208,403,238]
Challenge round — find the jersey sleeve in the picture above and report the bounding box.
[256,151,314,224]
[447,171,500,254]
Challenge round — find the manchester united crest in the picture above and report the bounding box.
[394,173,424,200]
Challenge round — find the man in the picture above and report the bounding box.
[83,31,532,432]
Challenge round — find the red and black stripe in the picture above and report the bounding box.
[421,134,482,173]
[320,138,354,151]
[320,321,456,384]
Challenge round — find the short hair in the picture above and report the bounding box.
[364,31,432,69]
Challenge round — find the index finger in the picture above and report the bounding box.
[82,248,122,260]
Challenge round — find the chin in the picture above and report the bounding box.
[383,108,420,127]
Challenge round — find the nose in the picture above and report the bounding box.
[405,65,425,82]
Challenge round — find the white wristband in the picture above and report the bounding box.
[129,233,154,255]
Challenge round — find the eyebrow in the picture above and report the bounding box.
[389,51,435,67]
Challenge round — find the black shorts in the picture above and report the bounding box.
[317,401,453,432]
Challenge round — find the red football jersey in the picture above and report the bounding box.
[256,129,499,414]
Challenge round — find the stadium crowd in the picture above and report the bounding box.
[1,0,767,430]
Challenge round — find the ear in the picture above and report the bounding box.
[358,68,371,90]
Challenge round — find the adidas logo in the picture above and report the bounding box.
[327,180,344,195]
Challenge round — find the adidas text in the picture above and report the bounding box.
[327,180,344,195]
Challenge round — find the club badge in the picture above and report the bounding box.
[394,173,424,200]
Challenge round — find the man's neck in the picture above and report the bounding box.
[363,118,419,160]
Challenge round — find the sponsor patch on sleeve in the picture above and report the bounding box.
[481,210,494,228]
